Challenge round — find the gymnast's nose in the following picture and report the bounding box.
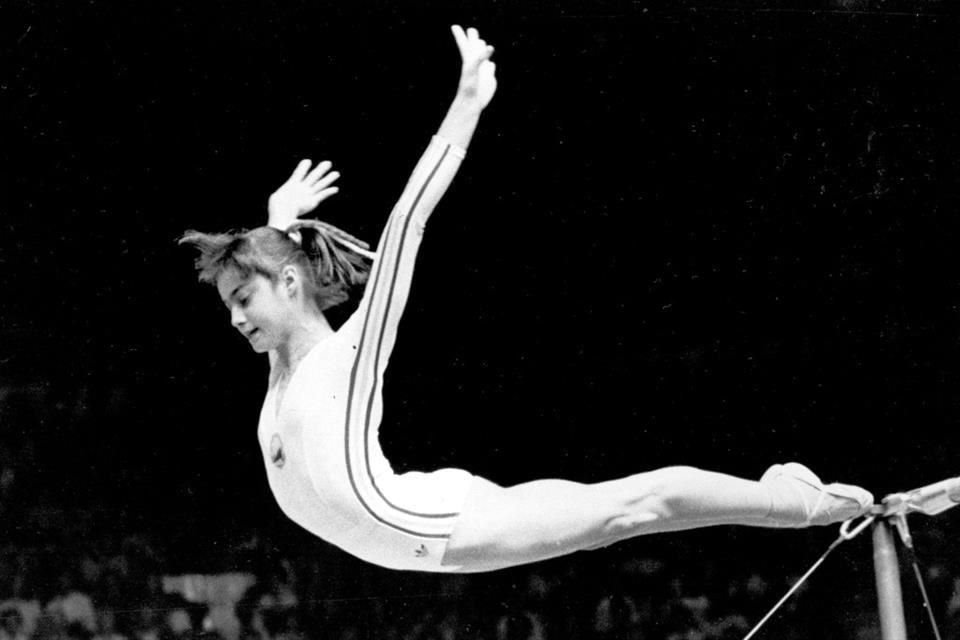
[230,305,247,330]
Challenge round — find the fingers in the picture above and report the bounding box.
[305,160,333,184]
[450,24,466,48]
[451,24,494,59]
[312,171,340,193]
[315,186,339,203]
[290,159,311,182]
[290,159,340,192]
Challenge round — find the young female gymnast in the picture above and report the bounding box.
[180,25,874,573]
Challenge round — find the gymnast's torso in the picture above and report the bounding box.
[255,136,475,572]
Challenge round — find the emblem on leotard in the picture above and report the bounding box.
[269,434,285,468]
[414,543,428,558]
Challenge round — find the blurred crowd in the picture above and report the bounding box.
[4,523,960,640]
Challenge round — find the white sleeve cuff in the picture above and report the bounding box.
[432,134,466,160]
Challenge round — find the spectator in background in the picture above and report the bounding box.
[157,595,199,640]
[593,592,642,640]
[0,603,26,640]
[494,611,542,640]
[0,601,39,640]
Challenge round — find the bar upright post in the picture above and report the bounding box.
[873,519,908,640]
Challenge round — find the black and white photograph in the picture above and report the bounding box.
[4,1,960,638]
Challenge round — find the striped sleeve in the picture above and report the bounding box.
[348,134,466,367]
[336,135,469,537]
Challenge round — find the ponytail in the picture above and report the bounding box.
[285,220,375,310]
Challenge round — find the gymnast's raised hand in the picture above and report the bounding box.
[451,25,497,109]
[267,159,341,231]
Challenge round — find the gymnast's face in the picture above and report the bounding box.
[216,268,290,353]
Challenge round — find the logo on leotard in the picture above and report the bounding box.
[414,544,428,558]
[269,434,285,468]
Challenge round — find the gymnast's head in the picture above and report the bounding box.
[179,221,372,352]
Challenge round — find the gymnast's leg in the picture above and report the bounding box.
[441,463,873,573]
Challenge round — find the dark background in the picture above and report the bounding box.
[3,0,960,589]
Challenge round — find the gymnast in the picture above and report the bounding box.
[179,25,873,573]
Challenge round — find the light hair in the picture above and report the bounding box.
[178,221,373,311]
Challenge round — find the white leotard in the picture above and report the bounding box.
[257,136,474,572]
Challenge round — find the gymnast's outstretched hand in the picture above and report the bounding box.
[450,25,497,110]
[267,159,341,231]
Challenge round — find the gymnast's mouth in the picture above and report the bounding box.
[245,328,260,341]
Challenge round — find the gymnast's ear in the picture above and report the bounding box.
[280,264,300,297]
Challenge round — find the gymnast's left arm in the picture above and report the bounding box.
[344,25,497,352]
[436,25,498,152]
[371,24,497,240]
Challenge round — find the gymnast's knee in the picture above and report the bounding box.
[601,465,702,537]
